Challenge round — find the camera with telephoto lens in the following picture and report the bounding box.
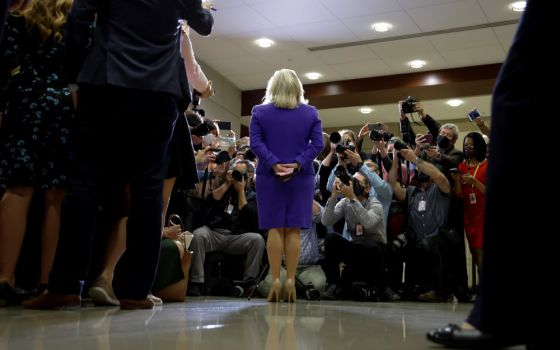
[392,139,408,151]
[231,169,247,182]
[401,96,417,114]
[212,150,231,165]
[334,165,352,186]
[369,123,390,142]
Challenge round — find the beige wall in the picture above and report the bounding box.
[195,62,242,136]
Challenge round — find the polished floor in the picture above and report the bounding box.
[0,297,524,350]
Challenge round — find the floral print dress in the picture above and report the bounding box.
[0,15,74,190]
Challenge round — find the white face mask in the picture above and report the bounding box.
[202,134,217,146]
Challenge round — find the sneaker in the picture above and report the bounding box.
[89,276,120,306]
[322,284,339,300]
[147,294,163,306]
[23,292,81,310]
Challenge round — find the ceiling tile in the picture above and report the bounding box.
[369,37,440,60]
[227,28,308,56]
[313,46,379,65]
[406,0,487,32]
[478,0,524,22]
[429,28,500,51]
[203,55,269,76]
[250,0,336,27]
[396,0,460,9]
[331,60,395,79]
[493,24,518,51]
[282,20,360,47]
[342,10,422,40]
[212,0,246,9]
[210,5,276,35]
[189,35,249,60]
[440,45,505,67]
[320,0,402,19]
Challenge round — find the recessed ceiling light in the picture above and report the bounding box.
[510,1,526,12]
[446,99,464,107]
[305,72,322,80]
[255,38,274,48]
[408,60,426,69]
[360,107,373,114]
[371,22,393,32]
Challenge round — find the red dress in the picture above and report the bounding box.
[458,160,487,250]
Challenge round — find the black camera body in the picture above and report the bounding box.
[401,96,417,114]
[213,150,231,165]
[391,233,408,251]
[191,122,211,137]
[351,282,378,302]
[335,143,356,154]
[231,169,247,182]
[392,139,408,151]
[335,165,352,186]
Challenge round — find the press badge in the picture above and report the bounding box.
[356,224,364,236]
[469,193,477,205]
[226,204,234,215]
[418,200,427,212]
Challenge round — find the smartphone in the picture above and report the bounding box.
[467,108,481,122]
[424,134,433,144]
[216,120,232,130]
[368,123,383,131]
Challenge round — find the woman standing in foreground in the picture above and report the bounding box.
[250,69,323,303]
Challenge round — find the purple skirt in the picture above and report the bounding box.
[255,173,315,230]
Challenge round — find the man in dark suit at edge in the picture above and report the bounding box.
[24,0,213,310]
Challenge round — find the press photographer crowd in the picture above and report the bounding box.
[0,0,490,310]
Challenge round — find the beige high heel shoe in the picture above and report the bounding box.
[267,278,282,302]
[283,278,296,303]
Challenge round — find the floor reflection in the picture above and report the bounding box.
[0,298,481,350]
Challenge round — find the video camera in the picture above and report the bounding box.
[401,96,417,114]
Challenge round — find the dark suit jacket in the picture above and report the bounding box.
[0,0,10,43]
[65,0,213,96]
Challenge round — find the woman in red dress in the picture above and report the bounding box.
[453,132,487,272]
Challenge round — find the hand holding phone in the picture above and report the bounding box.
[467,108,481,122]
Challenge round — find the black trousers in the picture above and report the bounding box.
[324,231,387,288]
[48,85,177,299]
[466,0,551,346]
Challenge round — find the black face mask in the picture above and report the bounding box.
[437,135,451,150]
[464,149,474,159]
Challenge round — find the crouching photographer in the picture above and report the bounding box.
[321,168,399,301]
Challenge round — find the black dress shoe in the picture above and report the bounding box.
[427,324,524,349]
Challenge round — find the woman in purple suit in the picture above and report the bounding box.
[250,69,323,303]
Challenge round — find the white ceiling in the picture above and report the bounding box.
[191,0,522,125]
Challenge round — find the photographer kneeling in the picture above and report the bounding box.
[321,167,398,301]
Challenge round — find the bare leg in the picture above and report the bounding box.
[0,186,35,286]
[283,228,300,281]
[39,189,66,285]
[266,228,284,281]
[283,228,300,302]
[473,248,483,278]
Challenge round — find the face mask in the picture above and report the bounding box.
[437,135,451,150]
[202,133,217,146]
[464,148,474,159]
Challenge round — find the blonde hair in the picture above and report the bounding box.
[21,0,73,44]
[263,69,307,109]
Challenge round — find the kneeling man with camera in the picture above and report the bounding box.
[321,166,399,301]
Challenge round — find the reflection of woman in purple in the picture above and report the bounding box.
[250,69,323,303]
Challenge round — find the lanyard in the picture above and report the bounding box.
[467,160,483,191]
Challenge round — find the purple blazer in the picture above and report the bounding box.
[250,103,323,176]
